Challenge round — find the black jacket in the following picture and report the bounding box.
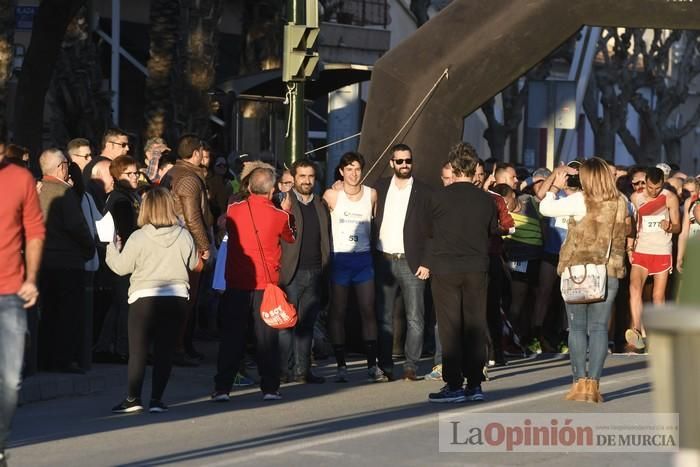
[373,177,433,274]
[279,192,331,286]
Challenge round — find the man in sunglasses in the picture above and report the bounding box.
[374,143,433,381]
[83,128,130,211]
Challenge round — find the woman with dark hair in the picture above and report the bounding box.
[94,156,142,362]
[540,157,630,403]
[107,187,199,413]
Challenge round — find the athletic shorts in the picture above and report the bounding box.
[331,252,374,286]
[631,252,672,275]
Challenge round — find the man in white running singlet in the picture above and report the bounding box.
[626,167,680,352]
[322,152,387,383]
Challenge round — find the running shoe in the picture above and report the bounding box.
[262,392,282,401]
[423,364,443,381]
[368,366,389,383]
[527,338,543,355]
[112,397,144,414]
[558,342,569,354]
[233,372,255,387]
[625,328,645,350]
[428,385,466,403]
[464,386,486,402]
[335,366,348,383]
[149,399,168,413]
[210,390,230,402]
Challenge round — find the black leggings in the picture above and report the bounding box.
[127,296,187,401]
[329,280,377,345]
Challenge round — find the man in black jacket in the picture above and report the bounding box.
[374,144,433,381]
[279,160,331,383]
[427,143,497,403]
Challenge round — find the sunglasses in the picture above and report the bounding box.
[632,180,646,186]
[392,158,413,165]
[109,140,129,148]
[70,153,92,160]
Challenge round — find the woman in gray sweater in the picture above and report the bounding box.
[107,187,199,413]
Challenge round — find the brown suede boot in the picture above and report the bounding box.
[565,378,587,401]
[586,378,604,403]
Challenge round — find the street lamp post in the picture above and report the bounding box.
[283,0,319,168]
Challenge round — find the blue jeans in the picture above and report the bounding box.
[279,268,323,376]
[0,295,26,452]
[376,255,425,372]
[565,277,619,380]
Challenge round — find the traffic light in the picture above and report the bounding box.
[282,0,319,82]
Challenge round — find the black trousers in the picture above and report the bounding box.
[39,268,85,370]
[127,296,187,401]
[431,271,488,390]
[486,256,505,357]
[214,289,280,394]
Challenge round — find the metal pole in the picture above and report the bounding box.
[285,0,305,168]
[546,82,555,169]
[111,0,120,125]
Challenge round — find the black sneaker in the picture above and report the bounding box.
[464,386,486,402]
[112,397,144,413]
[149,399,169,413]
[428,385,466,403]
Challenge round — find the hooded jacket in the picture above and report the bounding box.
[106,224,199,298]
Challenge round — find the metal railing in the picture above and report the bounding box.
[322,0,389,28]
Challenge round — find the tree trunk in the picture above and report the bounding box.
[144,0,180,141]
[240,1,284,74]
[0,0,15,134]
[46,6,111,147]
[177,0,222,137]
[664,138,681,166]
[593,124,616,160]
[14,0,83,163]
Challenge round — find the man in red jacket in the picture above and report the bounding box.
[0,145,45,465]
[212,167,295,402]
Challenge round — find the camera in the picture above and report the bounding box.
[566,174,581,189]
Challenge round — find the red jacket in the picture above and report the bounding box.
[488,191,515,256]
[225,194,295,290]
[0,163,45,294]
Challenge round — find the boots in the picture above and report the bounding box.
[586,378,604,403]
[564,378,588,401]
[565,378,604,403]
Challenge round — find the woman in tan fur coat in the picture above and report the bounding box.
[540,158,630,403]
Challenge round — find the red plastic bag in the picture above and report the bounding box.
[260,283,298,329]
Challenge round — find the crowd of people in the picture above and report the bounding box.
[1,126,698,462]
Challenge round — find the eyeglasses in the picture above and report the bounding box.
[632,180,646,187]
[392,158,413,165]
[123,171,139,178]
[109,140,129,148]
[70,153,92,160]
[59,161,69,168]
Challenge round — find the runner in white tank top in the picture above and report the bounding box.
[323,152,386,383]
[331,186,372,253]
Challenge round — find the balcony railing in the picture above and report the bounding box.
[321,0,389,28]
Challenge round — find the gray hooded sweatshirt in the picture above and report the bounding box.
[106,224,199,300]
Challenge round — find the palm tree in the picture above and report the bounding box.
[144,0,180,140]
[0,0,15,134]
[173,0,222,138]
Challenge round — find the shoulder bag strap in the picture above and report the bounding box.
[604,196,621,261]
[246,200,273,284]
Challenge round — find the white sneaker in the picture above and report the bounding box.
[263,392,282,401]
